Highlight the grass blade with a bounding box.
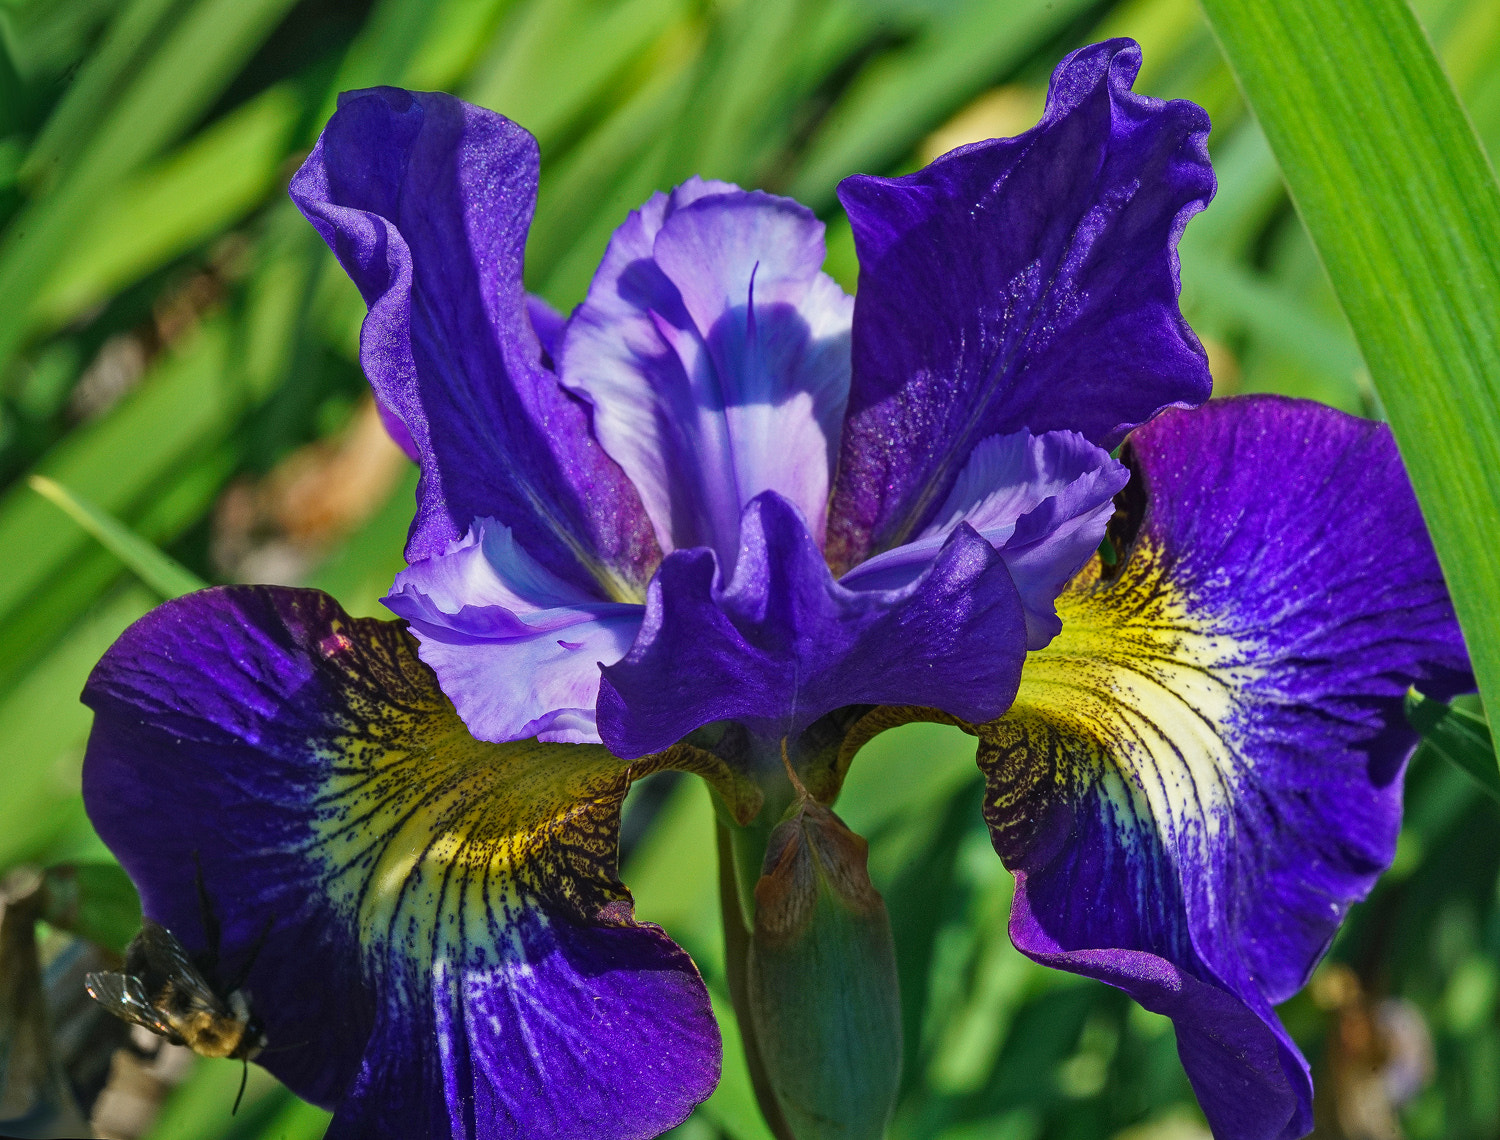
[1406,689,1500,803]
[28,474,207,598]
[1200,0,1500,740]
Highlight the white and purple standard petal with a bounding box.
[840,430,1128,648]
[385,520,644,743]
[558,178,852,570]
[81,587,721,1140]
[289,88,658,600]
[978,396,1470,1139]
[827,38,1214,570]
[597,492,1028,759]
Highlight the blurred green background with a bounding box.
[2,0,1499,1137]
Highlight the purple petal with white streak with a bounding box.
[385,519,644,744]
[82,586,719,1140]
[559,179,852,570]
[597,491,1027,759]
[980,396,1470,1139]
[841,429,1127,647]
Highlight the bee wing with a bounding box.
[132,921,226,1015]
[84,970,185,1044]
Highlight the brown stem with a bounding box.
[778,737,811,804]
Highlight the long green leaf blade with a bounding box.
[28,475,207,599]
[1406,688,1500,802]
[1199,0,1500,739]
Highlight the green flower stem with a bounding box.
[717,819,798,1140]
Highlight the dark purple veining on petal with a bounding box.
[82,586,718,1139]
[978,395,1470,1139]
[289,88,658,597]
[827,38,1214,570]
[597,491,1027,758]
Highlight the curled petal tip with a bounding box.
[829,39,1213,565]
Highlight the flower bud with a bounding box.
[747,800,902,1139]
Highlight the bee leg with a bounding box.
[225,912,276,994]
[191,850,221,977]
[232,1056,248,1115]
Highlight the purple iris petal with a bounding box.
[289,87,658,598]
[981,396,1470,1139]
[1009,884,1308,1139]
[827,38,1214,570]
[526,293,566,363]
[82,586,719,1140]
[597,491,1027,758]
[369,294,562,458]
[326,917,715,1140]
[385,519,644,743]
[374,398,418,462]
[558,178,852,570]
[840,429,1127,648]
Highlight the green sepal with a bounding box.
[745,797,902,1140]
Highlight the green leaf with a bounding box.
[0,320,232,626]
[39,862,142,955]
[0,584,157,870]
[0,0,299,368]
[19,0,189,184]
[465,0,688,148]
[28,474,207,599]
[1198,0,1500,767]
[0,447,234,695]
[32,83,301,329]
[1405,689,1500,803]
[787,0,1095,210]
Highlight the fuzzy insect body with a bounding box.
[85,920,264,1061]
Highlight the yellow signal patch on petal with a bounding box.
[284,608,752,969]
[963,398,1472,1140]
[81,584,731,1138]
[979,543,1261,874]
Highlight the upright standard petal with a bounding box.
[828,38,1214,569]
[597,492,1027,759]
[840,429,1128,648]
[82,587,721,1139]
[558,179,852,570]
[385,519,644,744]
[289,88,658,599]
[977,397,1469,1139]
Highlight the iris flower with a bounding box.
[79,39,1468,1140]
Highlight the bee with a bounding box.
[84,920,265,1063]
